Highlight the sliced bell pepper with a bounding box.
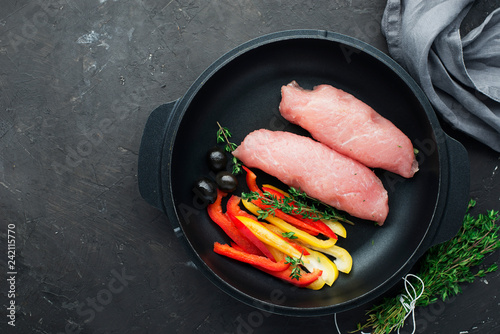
[242,166,262,194]
[301,217,338,240]
[259,203,325,236]
[321,219,347,238]
[214,242,289,272]
[305,243,353,274]
[262,185,338,240]
[255,265,323,288]
[261,184,293,203]
[207,189,262,255]
[264,223,310,256]
[226,194,257,221]
[230,242,243,251]
[234,215,308,262]
[302,247,339,286]
[266,245,286,263]
[228,212,276,261]
[306,276,326,290]
[242,199,337,249]
[242,168,324,237]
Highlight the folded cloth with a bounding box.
[381,0,500,152]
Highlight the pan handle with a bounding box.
[137,100,179,213]
[429,134,470,247]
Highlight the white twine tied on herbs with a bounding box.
[334,273,425,334]
[397,274,425,334]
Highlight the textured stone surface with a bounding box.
[1,1,499,333]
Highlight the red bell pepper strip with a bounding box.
[242,167,323,236]
[254,265,323,287]
[305,218,338,240]
[262,186,338,240]
[242,165,262,194]
[228,211,276,262]
[226,194,257,221]
[226,195,274,259]
[213,242,290,272]
[283,209,338,240]
[257,201,324,236]
[261,185,293,204]
[207,190,262,255]
[230,242,243,251]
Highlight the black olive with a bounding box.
[207,146,228,172]
[193,177,218,204]
[215,171,238,192]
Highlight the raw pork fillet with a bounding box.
[232,129,389,224]
[279,81,418,178]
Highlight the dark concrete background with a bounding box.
[1,1,499,333]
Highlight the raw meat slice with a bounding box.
[232,129,389,225]
[279,81,418,178]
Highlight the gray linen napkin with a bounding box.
[381,0,500,152]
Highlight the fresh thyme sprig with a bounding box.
[216,122,242,174]
[285,254,304,280]
[241,189,354,225]
[288,187,354,225]
[282,231,298,240]
[354,199,500,334]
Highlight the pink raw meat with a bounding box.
[232,129,389,225]
[279,81,418,178]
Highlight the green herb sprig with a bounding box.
[216,122,242,174]
[285,254,304,280]
[282,231,298,240]
[355,199,500,334]
[242,188,354,225]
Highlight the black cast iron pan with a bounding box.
[137,30,470,316]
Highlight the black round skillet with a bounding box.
[137,30,470,316]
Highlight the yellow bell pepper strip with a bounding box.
[262,185,338,240]
[242,199,337,249]
[234,215,308,262]
[266,244,287,263]
[305,244,353,274]
[302,247,339,286]
[213,242,290,272]
[231,226,287,263]
[228,212,276,262]
[321,219,347,238]
[264,223,311,256]
[306,276,326,290]
[226,195,276,260]
[207,189,262,256]
[255,265,323,288]
[261,184,290,197]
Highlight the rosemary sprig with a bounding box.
[241,189,354,225]
[216,122,242,174]
[285,254,304,280]
[355,199,500,334]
